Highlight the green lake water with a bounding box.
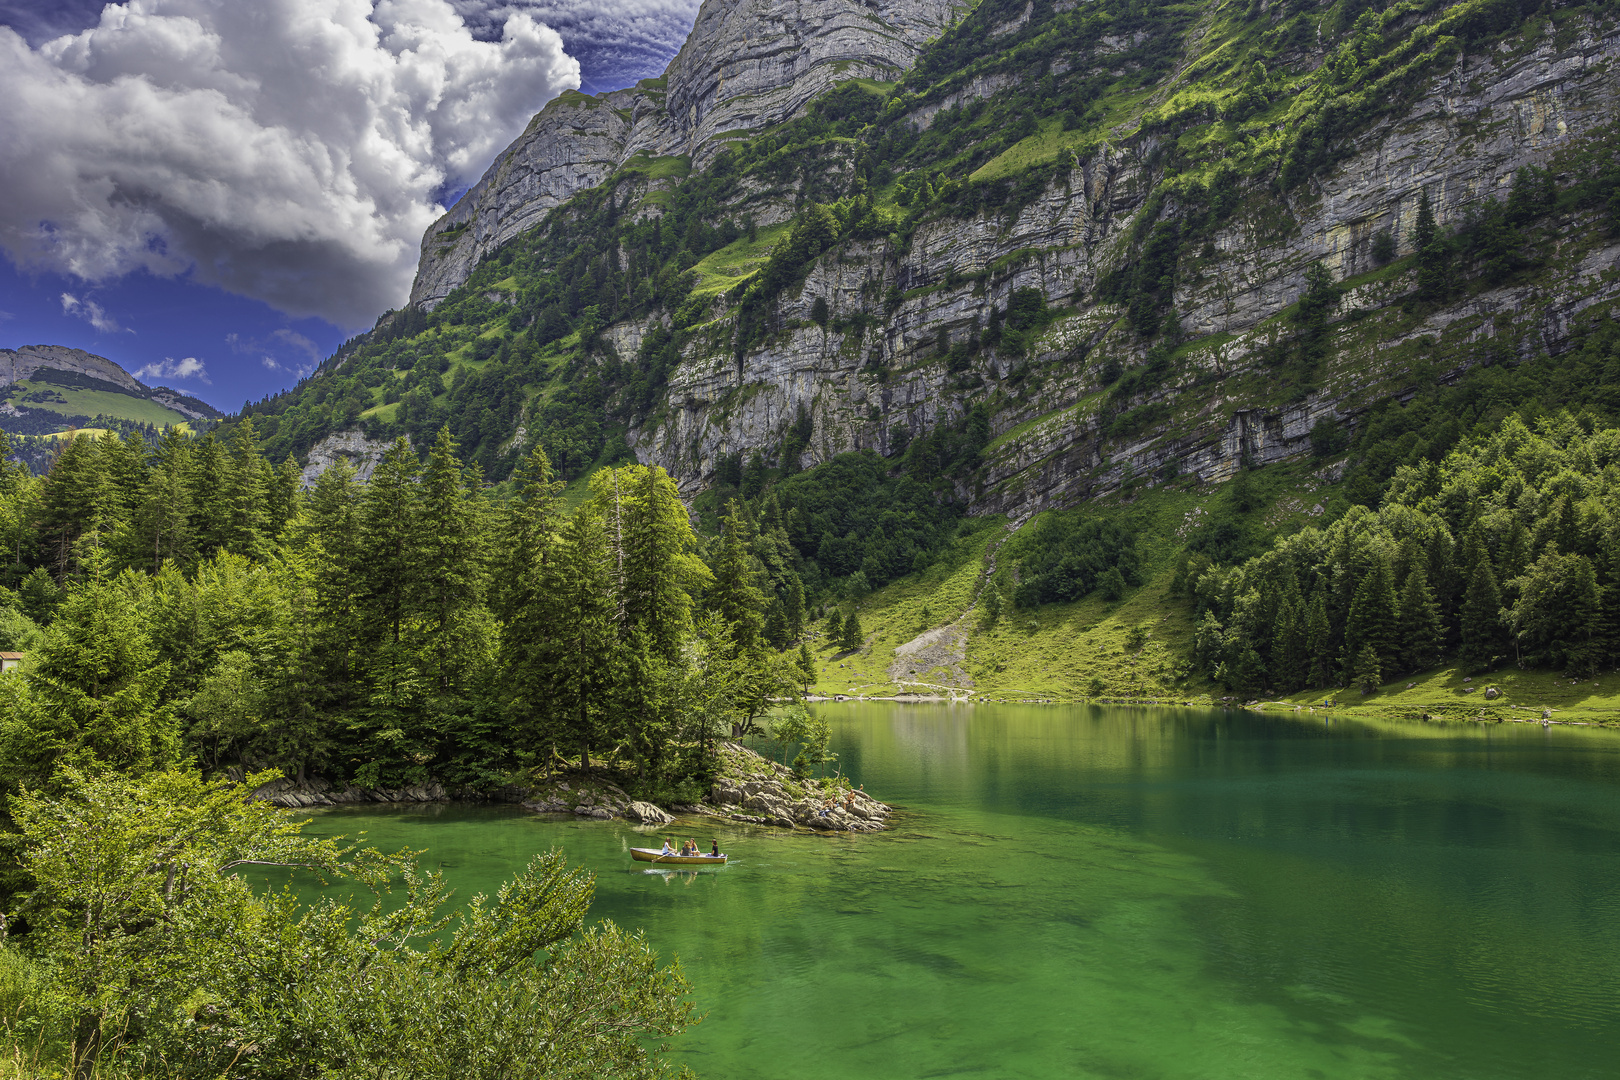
[288,704,1620,1079]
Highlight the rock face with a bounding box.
[707,742,891,831]
[409,0,960,308]
[298,429,395,488]
[621,16,1620,518]
[0,345,146,393]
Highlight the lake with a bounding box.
[289,703,1620,1079]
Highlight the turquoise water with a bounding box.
[288,705,1620,1079]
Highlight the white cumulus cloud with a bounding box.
[134,356,210,383]
[0,0,581,328]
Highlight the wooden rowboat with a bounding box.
[630,847,727,865]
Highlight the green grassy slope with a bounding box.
[7,382,192,428]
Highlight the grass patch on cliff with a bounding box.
[689,224,791,298]
[618,153,692,181]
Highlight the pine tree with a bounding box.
[537,506,618,769]
[1414,189,1450,301]
[825,607,844,644]
[709,501,766,657]
[1396,563,1443,674]
[415,427,487,694]
[1458,559,1505,672]
[840,610,865,652]
[1352,643,1383,696]
[796,643,817,694]
[1345,550,1398,671]
[1304,584,1334,687]
[356,438,421,648]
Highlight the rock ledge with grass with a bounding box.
[704,742,891,832]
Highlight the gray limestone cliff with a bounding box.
[410,0,963,309]
[624,17,1620,517]
[398,2,1620,524]
[1,345,146,394]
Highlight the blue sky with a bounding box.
[0,0,697,412]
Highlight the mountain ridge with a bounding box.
[0,344,223,439]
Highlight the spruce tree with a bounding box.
[1304,584,1334,687]
[796,643,818,694]
[1275,599,1308,691]
[416,427,487,694]
[492,447,562,625]
[840,610,865,652]
[784,577,806,642]
[187,433,235,558]
[709,501,766,657]
[1345,550,1398,671]
[0,561,178,795]
[825,607,844,644]
[355,438,421,648]
[606,465,703,661]
[1352,643,1383,696]
[1414,189,1450,301]
[1458,559,1505,672]
[1396,563,1443,674]
[223,418,271,560]
[295,463,362,674]
[538,506,618,769]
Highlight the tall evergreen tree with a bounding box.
[0,561,177,795]
[1275,599,1308,691]
[824,607,844,645]
[539,507,619,769]
[603,465,706,661]
[416,427,488,694]
[1458,559,1506,671]
[1345,549,1398,672]
[356,438,421,648]
[223,418,271,559]
[709,501,766,657]
[1304,584,1334,687]
[840,610,865,652]
[1414,189,1450,301]
[1396,563,1443,674]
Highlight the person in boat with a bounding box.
[680,839,698,856]
[660,839,675,856]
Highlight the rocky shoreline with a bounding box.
[250,742,891,833]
